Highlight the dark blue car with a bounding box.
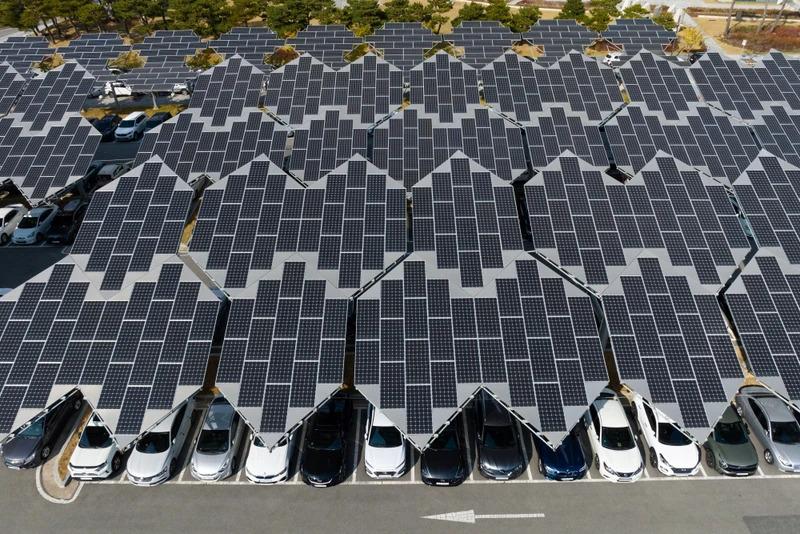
[533,430,588,481]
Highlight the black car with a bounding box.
[300,397,353,487]
[421,415,468,486]
[475,393,526,480]
[92,114,121,141]
[2,390,83,469]
[144,111,172,131]
[533,429,588,481]
[47,200,88,245]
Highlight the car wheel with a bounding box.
[706,449,716,470]
[169,458,178,476]
[764,449,774,465]
[0,234,7,245]
[537,457,544,475]
[41,446,51,460]
[112,453,122,473]
[649,447,658,469]
[73,399,82,411]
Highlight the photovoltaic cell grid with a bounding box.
[216,260,350,446]
[601,18,675,57]
[750,104,800,169]
[522,19,597,66]
[13,61,94,129]
[190,155,406,291]
[619,51,701,120]
[449,21,519,68]
[411,153,524,291]
[0,36,50,76]
[604,104,761,183]
[690,52,800,121]
[366,22,439,72]
[732,151,800,263]
[355,253,608,449]
[524,107,610,169]
[0,260,220,447]
[264,54,343,125]
[287,25,361,69]
[209,27,285,67]
[188,56,265,127]
[0,63,26,116]
[118,62,196,93]
[133,30,203,62]
[602,253,743,441]
[70,157,193,292]
[526,152,750,292]
[57,33,131,84]
[408,52,481,123]
[761,51,800,103]
[336,54,404,125]
[725,251,800,411]
[372,107,528,190]
[481,51,623,123]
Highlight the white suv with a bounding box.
[68,414,121,480]
[127,401,195,486]
[584,389,643,483]
[114,111,147,141]
[630,392,700,476]
[0,204,27,245]
[364,407,407,479]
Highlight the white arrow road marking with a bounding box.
[422,510,545,524]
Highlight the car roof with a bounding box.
[203,398,235,430]
[123,111,146,119]
[594,395,628,426]
[99,163,121,173]
[372,410,396,428]
[0,204,23,215]
[27,206,52,215]
[753,395,796,422]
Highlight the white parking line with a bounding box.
[642,465,651,478]
[757,466,766,477]
[293,423,308,483]
[698,464,708,478]
[461,413,474,481]
[515,421,533,481]
[350,409,362,483]
[586,469,592,480]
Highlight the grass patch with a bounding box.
[108,50,145,71]
[186,48,223,70]
[266,45,300,68]
[424,41,460,59]
[344,43,376,63]
[513,41,543,60]
[37,53,64,72]
[725,24,800,53]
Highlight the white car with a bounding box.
[0,204,27,245]
[190,397,246,481]
[603,52,622,66]
[364,407,407,479]
[114,111,147,141]
[12,206,58,244]
[68,415,121,480]
[127,401,194,486]
[584,389,643,483]
[245,432,294,484]
[631,393,701,477]
[104,81,132,96]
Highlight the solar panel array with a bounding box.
[188,56,265,126]
[0,36,50,76]
[367,22,439,71]
[725,251,800,410]
[619,51,701,120]
[602,18,675,57]
[70,157,194,292]
[287,25,360,69]
[121,30,203,92]
[209,27,285,66]
[522,19,597,66]
[264,54,342,125]
[524,107,610,169]
[602,252,743,440]
[604,104,761,183]
[449,21,518,68]
[13,61,93,128]
[57,33,130,85]
[749,104,800,169]
[355,251,608,448]
[189,155,406,291]
[408,52,481,123]
[0,62,26,116]
[526,152,750,292]
[0,259,220,447]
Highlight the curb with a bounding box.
[35,465,83,504]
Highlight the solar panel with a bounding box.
[188,55,265,126]
[287,25,360,69]
[70,157,194,292]
[411,152,524,291]
[761,51,800,106]
[14,61,94,127]
[119,30,204,93]
[189,154,406,291]
[602,251,743,441]
[525,108,610,169]
[0,62,26,116]
[118,61,196,93]
[725,250,800,412]
[355,251,608,449]
[408,52,481,123]
[449,20,518,68]
[602,18,675,59]
[366,22,439,71]
[522,19,597,66]
[209,27,285,67]
[57,33,130,84]
[525,151,750,293]
[619,50,700,120]
[604,103,760,183]
[216,259,350,446]
[336,54,404,125]
[731,151,800,263]
[0,259,220,447]
[750,103,800,168]
[0,36,50,76]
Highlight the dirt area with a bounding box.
[695,15,800,55]
[81,103,187,121]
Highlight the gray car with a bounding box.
[735,386,800,473]
[704,405,758,476]
[190,397,245,481]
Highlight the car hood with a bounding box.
[302,448,343,482]
[479,446,524,473]
[70,445,114,467]
[365,444,404,470]
[126,450,168,478]
[192,451,229,474]
[772,442,800,466]
[2,436,39,464]
[601,447,642,474]
[246,444,289,476]
[421,448,462,479]
[539,442,585,472]
[716,441,757,467]
[13,228,36,238]
[658,443,699,469]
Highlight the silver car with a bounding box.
[190,397,245,481]
[735,386,800,473]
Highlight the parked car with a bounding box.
[300,397,353,487]
[91,114,121,141]
[704,405,758,477]
[475,392,526,480]
[735,386,800,473]
[533,429,588,481]
[114,111,148,141]
[68,414,122,480]
[127,400,195,486]
[420,415,468,486]
[603,51,622,66]
[0,204,27,245]
[364,407,406,479]
[12,205,58,244]
[190,397,245,481]
[47,199,88,245]
[245,432,294,484]
[584,388,643,483]
[172,80,194,95]
[144,111,172,131]
[631,393,700,477]
[104,80,132,97]
[1,390,83,469]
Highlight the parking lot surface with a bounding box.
[0,245,66,288]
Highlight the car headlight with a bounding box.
[602,462,619,477]
[718,457,728,469]
[658,454,671,469]
[775,451,791,467]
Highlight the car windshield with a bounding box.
[658,423,692,446]
[20,419,44,439]
[368,425,402,448]
[196,429,229,454]
[483,425,516,449]
[119,119,135,128]
[771,421,800,444]
[79,425,113,449]
[136,432,170,454]
[714,421,749,445]
[430,431,457,451]
[17,216,37,229]
[308,431,342,451]
[601,426,635,451]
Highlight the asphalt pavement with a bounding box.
[0,245,66,289]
